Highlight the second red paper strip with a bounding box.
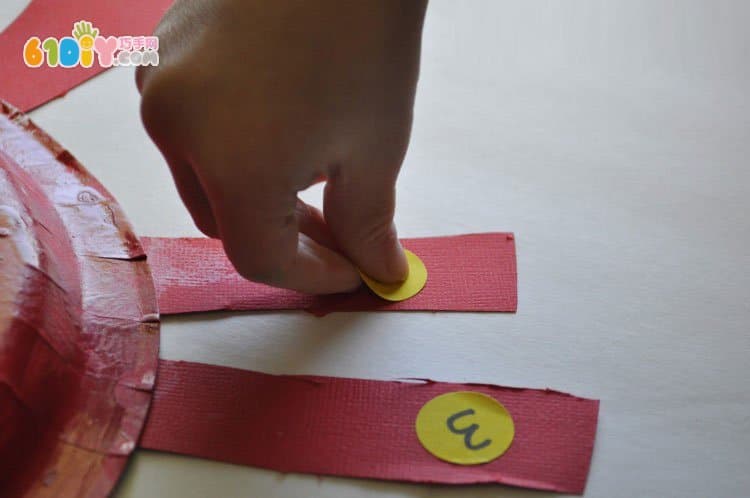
[141,360,598,494]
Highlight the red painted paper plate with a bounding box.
[0,100,159,498]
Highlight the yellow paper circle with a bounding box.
[415,391,514,465]
[359,249,427,302]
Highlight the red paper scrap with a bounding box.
[141,234,518,316]
[0,0,172,112]
[141,360,599,494]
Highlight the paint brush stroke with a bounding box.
[0,0,172,112]
[141,360,599,494]
[141,234,517,316]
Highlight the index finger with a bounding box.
[208,172,361,294]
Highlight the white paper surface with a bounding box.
[2,1,749,497]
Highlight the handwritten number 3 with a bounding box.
[446,409,492,451]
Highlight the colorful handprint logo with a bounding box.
[72,21,99,68]
[23,20,159,69]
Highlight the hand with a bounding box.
[73,20,98,67]
[136,0,427,294]
[72,20,99,42]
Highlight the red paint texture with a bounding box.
[141,234,518,316]
[0,0,172,112]
[141,360,599,494]
[0,101,159,498]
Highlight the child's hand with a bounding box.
[137,0,427,294]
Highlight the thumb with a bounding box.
[324,167,408,284]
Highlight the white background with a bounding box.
[2,1,749,497]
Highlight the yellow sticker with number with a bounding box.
[415,391,514,465]
[359,249,427,301]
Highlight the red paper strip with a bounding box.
[141,360,599,494]
[0,0,172,112]
[141,234,517,316]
